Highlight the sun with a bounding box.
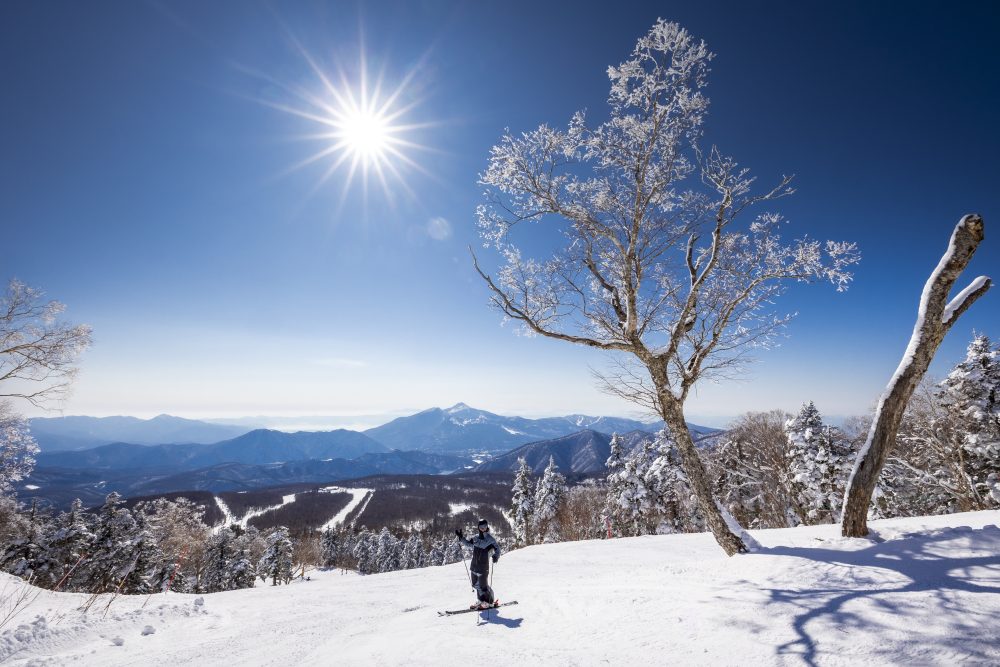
[336,106,391,162]
[250,38,430,205]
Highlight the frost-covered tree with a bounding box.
[709,410,795,529]
[509,457,535,547]
[474,20,859,555]
[320,527,340,567]
[135,497,209,591]
[258,527,294,586]
[601,433,627,534]
[76,493,159,594]
[443,537,464,565]
[401,535,424,569]
[0,500,58,587]
[785,403,852,524]
[0,279,92,408]
[374,527,400,573]
[0,406,38,495]
[941,334,1000,506]
[47,498,94,589]
[352,527,376,574]
[606,440,656,536]
[427,539,445,567]
[533,456,567,543]
[0,280,91,497]
[559,480,607,541]
[645,431,700,533]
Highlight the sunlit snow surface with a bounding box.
[2,511,998,666]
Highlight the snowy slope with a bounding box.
[2,510,999,666]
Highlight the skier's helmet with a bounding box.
[477,519,489,532]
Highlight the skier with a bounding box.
[455,519,501,610]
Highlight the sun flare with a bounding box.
[254,39,431,205]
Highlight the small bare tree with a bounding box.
[1,279,92,408]
[841,215,990,537]
[0,279,91,492]
[475,20,859,555]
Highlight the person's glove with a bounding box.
[492,554,499,563]
[455,529,463,539]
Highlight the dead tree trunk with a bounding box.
[841,214,991,537]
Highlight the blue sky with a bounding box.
[2,1,997,427]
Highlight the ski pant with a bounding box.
[471,570,494,604]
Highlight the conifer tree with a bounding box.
[941,334,1000,506]
[351,528,376,574]
[320,527,340,568]
[374,527,400,573]
[601,434,627,536]
[258,527,294,586]
[533,456,567,543]
[785,403,852,524]
[509,457,535,547]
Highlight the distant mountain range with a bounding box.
[21,404,722,506]
[36,428,390,470]
[363,402,688,454]
[29,414,252,451]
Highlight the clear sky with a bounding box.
[2,1,997,427]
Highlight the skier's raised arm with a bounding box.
[455,528,473,547]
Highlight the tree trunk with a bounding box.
[659,395,748,556]
[842,214,991,537]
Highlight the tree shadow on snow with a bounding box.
[752,523,1000,667]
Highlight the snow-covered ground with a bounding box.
[2,510,999,666]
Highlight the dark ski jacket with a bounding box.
[458,532,500,573]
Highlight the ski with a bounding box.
[437,601,518,616]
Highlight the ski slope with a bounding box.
[2,510,999,666]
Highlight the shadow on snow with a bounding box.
[753,523,1000,666]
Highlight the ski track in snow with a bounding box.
[318,487,373,532]
[214,494,298,531]
[2,510,999,666]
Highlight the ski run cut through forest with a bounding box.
[1,509,998,666]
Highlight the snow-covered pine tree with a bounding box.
[81,492,154,593]
[443,536,464,565]
[509,456,535,547]
[48,498,94,590]
[645,431,700,533]
[941,334,1000,507]
[351,527,376,574]
[401,535,423,569]
[712,430,760,528]
[533,456,567,543]
[257,527,294,585]
[427,539,445,566]
[785,403,852,524]
[374,527,400,573]
[600,433,627,536]
[202,527,237,592]
[0,500,58,587]
[608,441,656,536]
[320,527,339,567]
